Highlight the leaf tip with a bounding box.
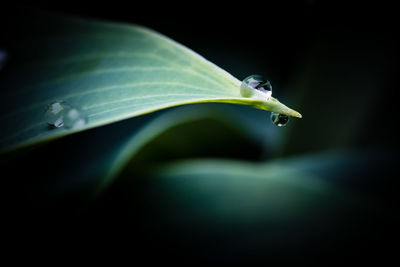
[293,111,302,118]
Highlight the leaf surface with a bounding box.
[0,10,300,152]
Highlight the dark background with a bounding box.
[2,1,399,262]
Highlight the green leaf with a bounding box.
[0,10,300,152]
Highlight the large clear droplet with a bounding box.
[241,75,272,99]
[271,112,289,127]
[45,101,87,129]
[63,107,88,129]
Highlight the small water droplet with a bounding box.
[241,75,272,99]
[45,101,87,129]
[45,101,70,128]
[63,107,88,129]
[271,112,289,127]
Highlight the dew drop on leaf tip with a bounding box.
[271,112,289,127]
[45,101,88,130]
[240,75,272,99]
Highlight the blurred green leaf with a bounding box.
[105,148,397,225]
[1,104,265,209]
[140,153,377,221]
[93,105,265,197]
[0,10,300,152]
[92,149,396,257]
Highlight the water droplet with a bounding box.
[45,101,87,129]
[271,112,289,127]
[0,49,8,70]
[45,101,70,128]
[63,107,88,129]
[241,75,272,99]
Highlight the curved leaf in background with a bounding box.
[1,104,266,210]
[93,105,264,197]
[90,149,397,259]
[0,9,300,152]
